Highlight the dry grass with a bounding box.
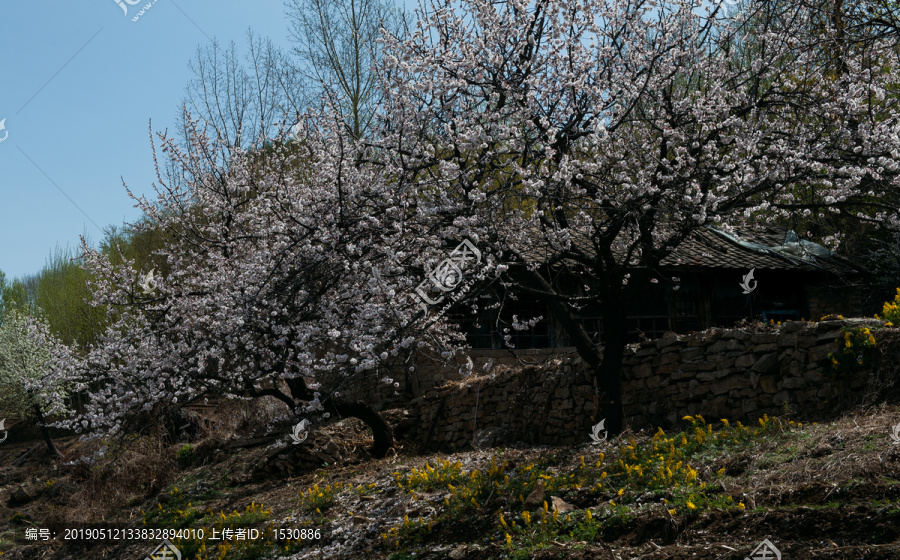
[3,396,899,560]
[723,403,900,509]
[48,433,178,524]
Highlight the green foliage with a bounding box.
[351,482,379,497]
[176,444,194,468]
[143,486,304,560]
[1,245,105,351]
[385,416,789,554]
[298,482,344,514]
[100,222,170,273]
[30,247,105,349]
[388,553,418,560]
[395,459,469,493]
[0,270,30,318]
[825,290,900,372]
[500,505,630,558]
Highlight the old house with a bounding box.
[452,226,868,350]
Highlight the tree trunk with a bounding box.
[324,399,394,459]
[596,290,626,434]
[285,377,394,458]
[509,265,626,434]
[32,402,62,459]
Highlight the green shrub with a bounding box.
[876,288,900,326]
[298,482,343,514]
[828,326,877,371]
[176,445,193,468]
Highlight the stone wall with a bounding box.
[396,319,900,451]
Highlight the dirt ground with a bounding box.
[1,403,899,560]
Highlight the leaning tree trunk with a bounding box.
[285,378,394,458]
[323,399,394,458]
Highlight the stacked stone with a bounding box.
[403,319,895,451]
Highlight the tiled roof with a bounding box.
[661,226,862,274]
[518,225,864,275]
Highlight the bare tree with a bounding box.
[286,0,405,140]
[181,30,304,151]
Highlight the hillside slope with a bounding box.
[1,405,899,559]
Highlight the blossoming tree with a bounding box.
[376,0,900,431]
[35,0,900,451]
[0,310,68,457]
[37,114,483,458]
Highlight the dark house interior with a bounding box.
[453,226,868,349]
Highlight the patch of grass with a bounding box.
[808,501,842,510]
[757,445,802,469]
[393,460,470,493]
[142,486,205,527]
[501,504,636,558]
[176,444,194,468]
[142,487,307,559]
[388,552,418,560]
[298,481,344,515]
[351,482,380,497]
[385,415,783,553]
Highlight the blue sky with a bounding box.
[0,0,723,281]
[0,1,418,280]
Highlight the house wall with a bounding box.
[806,284,867,319]
[396,319,899,451]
